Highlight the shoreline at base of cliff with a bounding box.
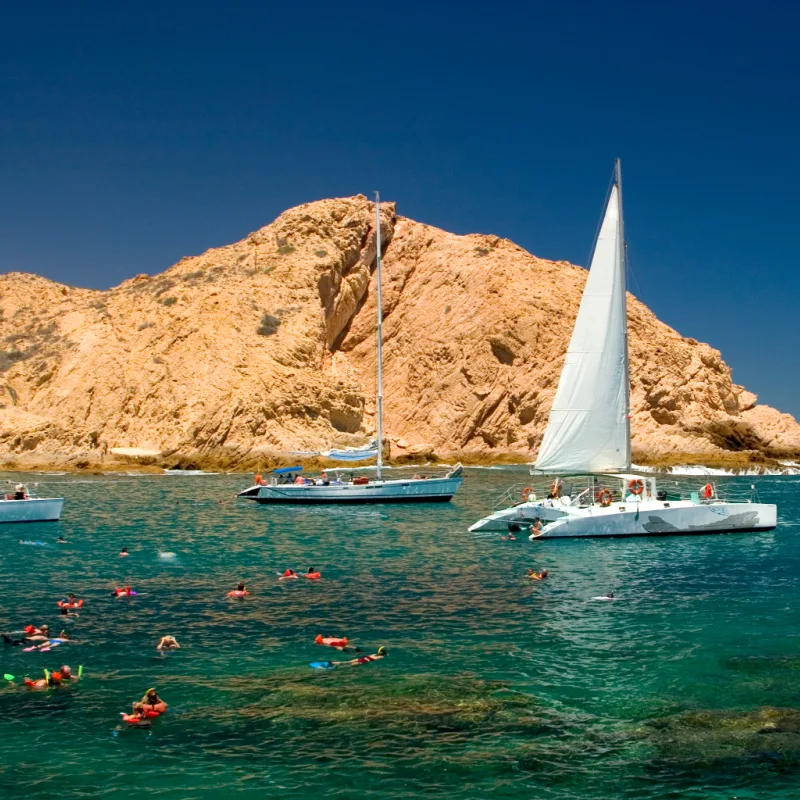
[0,448,798,476]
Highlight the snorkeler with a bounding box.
[139,688,168,715]
[314,634,361,653]
[4,624,50,645]
[156,636,180,650]
[24,670,63,690]
[227,582,249,598]
[59,665,79,681]
[304,567,321,580]
[329,646,387,668]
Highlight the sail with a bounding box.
[534,181,630,473]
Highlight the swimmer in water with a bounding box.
[304,567,321,579]
[4,624,50,645]
[140,688,168,714]
[56,536,66,544]
[329,646,387,668]
[156,636,180,650]
[528,569,549,581]
[315,634,361,653]
[113,586,136,597]
[595,592,615,601]
[60,606,79,619]
[119,546,129,557]
[278,569,298,580]
[121,702,152,726]
[59,665,79,682]
[24,670,63,689]
[228,582,249,597]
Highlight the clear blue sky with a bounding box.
[1,1,798,418]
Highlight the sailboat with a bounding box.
[469,160,777,537]
[238,193,463,505]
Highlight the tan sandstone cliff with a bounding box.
[0,194,798,471]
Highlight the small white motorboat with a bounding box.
[0,483,64,523]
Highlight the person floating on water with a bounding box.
[304,567,321,580]
[121,702,152,726]
[156,636,180,650]
[140,688,168,715]
[4,624,49,646]
[56,536,67,544]
[314,634,361,653]
[228,582,249,598]
[119,547,129,557]
[113,586,136,598]
[328,646,387,668]
[278,569,298,580]
[592,592,615,601]
[528,569,549,581]
[60,606,79,619]
[24,670,63,689]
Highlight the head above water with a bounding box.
[61,665,71,676]
[237,582,245,591]
[120,547,128,553]
[377,646,387,656]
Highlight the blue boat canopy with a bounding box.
[272,466,303,474]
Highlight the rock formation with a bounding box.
[0,194,798,470]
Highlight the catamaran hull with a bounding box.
[468,502,569,533]
[0,498,64,523]
[539,502,777,539]
[470,501,777,537]
[240,477,463,504]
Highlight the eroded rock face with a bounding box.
[0,194,797,468]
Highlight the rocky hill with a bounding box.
[0,194,798,471]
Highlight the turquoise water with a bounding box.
[1,468,799,799]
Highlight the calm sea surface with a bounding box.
[1,468,799,799]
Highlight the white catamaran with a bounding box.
[238,193,463,505]
[469,160,777,538]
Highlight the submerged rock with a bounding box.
[645,706,800,775]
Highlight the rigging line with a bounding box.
[582,164,618,273]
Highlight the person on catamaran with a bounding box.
[529,518,543,537]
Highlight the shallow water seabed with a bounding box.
[0,469,798,799]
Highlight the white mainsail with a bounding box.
[534,169,630,474]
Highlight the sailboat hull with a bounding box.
[240,477,463,505]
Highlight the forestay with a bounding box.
[534,182,630,473]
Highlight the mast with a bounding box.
[615,158,632,471]
[374,192,384,480]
